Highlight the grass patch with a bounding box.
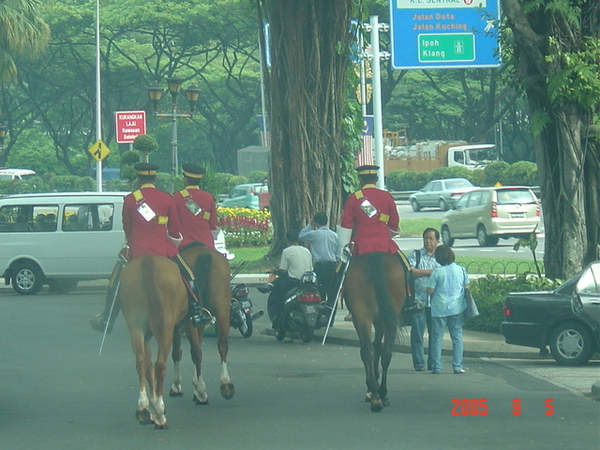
[401,218,442,237]
[230,246,273,274]
[229,244,540,275]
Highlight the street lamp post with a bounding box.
[147,77,200,191]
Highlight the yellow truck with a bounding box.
[383,135,497,174]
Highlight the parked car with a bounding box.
[501,261,600,366]
[220,183,269,210]
[440,186,540,247]
[0,192,127,294]
[409,178,475,212]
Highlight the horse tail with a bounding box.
[369,252,399,338]
[193,253,212,303]
[141,257,163,324]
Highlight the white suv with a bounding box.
[440,186,541,247]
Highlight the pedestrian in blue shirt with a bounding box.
[408,227,440,371]
[427,245,469,374]
[299,212,340,318]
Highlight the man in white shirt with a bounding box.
[265,229,313,327]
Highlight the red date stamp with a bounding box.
[451,398,554,416]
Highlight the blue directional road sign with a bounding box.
[390,0,501,69]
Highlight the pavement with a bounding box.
[233,274,600,400]
[2,275,598,399]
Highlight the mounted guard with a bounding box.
[338,165,409,411]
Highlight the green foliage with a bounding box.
[211,172,234,195]
[514,227,542,276]
[385,170,429,190]
[504,161,538,186]
[121,150,141,166]
[385,161,538,191]
[50,175,87,192]
[430,166,480,184]
[546,36,600,111]
[484,160,510,186]
[226,175,248,191]
[105,179,128,192]
[464,274,564,333]
[132,134,158,162]
[247,170,268,183]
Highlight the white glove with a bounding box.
[388,226,401,237]
[211,227,222,240]
[167,231,183,247]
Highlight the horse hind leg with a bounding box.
[215,298,234,399]
[151,336,173,429]
[356,324,383,412]
[130,333,154,425]
[378,338,394,408]
[169,325,184,397]
[187,325,209,405]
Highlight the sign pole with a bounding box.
[95,0,102,192]
[370,15,385,189]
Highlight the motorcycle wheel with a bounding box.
[300,326,314,343]
[275,328,286,341]
[238,312,253,338]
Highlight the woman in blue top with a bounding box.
[426,245,469,374]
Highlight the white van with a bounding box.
[0,168,37,181]
[0,192,127,294]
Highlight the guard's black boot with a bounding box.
[403,297,424,313]
[189,302,213,327]
[90,314,113,334]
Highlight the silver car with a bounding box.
[409,178,476,211]
[440,186,540,247]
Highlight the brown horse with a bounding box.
[119,255,188,429]
[343,252,407,412]
[169,244,234,404]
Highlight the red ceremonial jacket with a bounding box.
[340,184,400,255]
[122,184,181,259]
[173,186,217,249]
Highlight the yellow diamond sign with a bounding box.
[87,140,111,161]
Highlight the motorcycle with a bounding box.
[230,261,264,338]
[270,271,325,343]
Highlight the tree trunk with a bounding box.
[502,0,599,279]
[263,0,353,255]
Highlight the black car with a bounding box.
[501,261,600,366]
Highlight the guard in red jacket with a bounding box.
[338,165,414,314]
[173,163,217,249]
[339,165,400,256]
[122,163,182,259]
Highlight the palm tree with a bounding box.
[0,0,50,82]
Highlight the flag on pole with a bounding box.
[357,115,374,166]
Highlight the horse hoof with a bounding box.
[193,393,209,405]
[370,401,384,412]
[382,397,389,407]
[136,408,153,425]
[169,389,184,397]
[364,391,372,402]
[220,383,235,400]
[154,422,169,430]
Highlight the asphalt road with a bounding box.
[1,285,598,449]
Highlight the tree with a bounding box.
[501,0,600,278]
[0,0,50,83]
[259,0,355,254]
